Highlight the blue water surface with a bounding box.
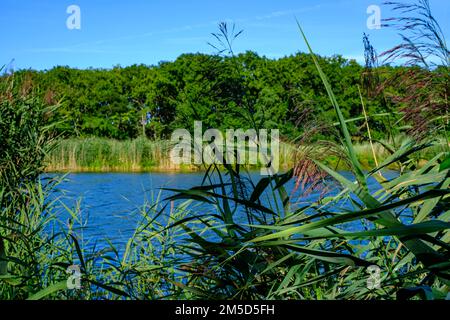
[46,170,399,251]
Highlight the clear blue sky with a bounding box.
[1,0,449,70]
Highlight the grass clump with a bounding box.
[45,136,447,173]
[46,137,175,172]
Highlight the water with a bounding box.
[49,173,207,249]
[47,171,398,251]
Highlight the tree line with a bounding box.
[5,51,445,142]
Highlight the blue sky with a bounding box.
[1,0,449,70]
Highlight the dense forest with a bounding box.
[11,51,442,142]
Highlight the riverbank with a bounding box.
[45,137,445,173]
[45,137,296,173]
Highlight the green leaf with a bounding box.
[0,274,21,286]
[296,20,366,189]
[87,279,130,298]
[440,154,450,172]
[281,244,373,267]
[250,177,272,203]
[305,221,450,240]
[251,189,450,242]
[27,281,68,300]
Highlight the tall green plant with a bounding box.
[161,23,450,300]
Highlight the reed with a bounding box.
[46,137,298,172]
[45,136,448,173]
[46,137,177,172]
[144,19,450,300]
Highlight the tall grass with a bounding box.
[0,72,137,300]
[46,137,299,172]
[45,136,448,173]
[46,137,176,172]
[0,71,72,299]
[149,22,450,300]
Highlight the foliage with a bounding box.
[0,73,57,197]
[0,0,449,301]
[155,24,450,300]
[2,52,419,142]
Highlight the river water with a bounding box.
[47,171,398,250]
